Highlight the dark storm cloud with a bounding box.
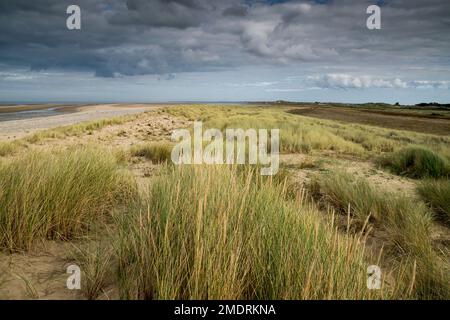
[222,5,249,17]
[109,0,209,29]
[0,0,63,14]
[0,0,234,77]
[0,0,449,79]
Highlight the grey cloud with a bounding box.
[410,80,450,89]
[109,0,208,29]
[222,5,248,17]
[0,0,449,83]
[280,3,311,23]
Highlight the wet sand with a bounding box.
[0,104,79,113]
[0,104,160,140]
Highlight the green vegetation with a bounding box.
[74,242,114,300]
[130,142,173,164]
[0,146,137,251]
[1,104,449,300]
[113,165,414,300]
[164,105,450,158]
[0,140,24,157]
[310,171,385,223]
[418,179,450,226]
[310,171,449,299]
[377,147,450,178]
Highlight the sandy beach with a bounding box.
[0,104,160,140]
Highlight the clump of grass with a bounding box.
[130,142,173,164]
[310,171,449,299]
[377,147,450,178]
[418,179,450,226]
[0,142,17,157]
[0,140,25,157]
[0,145,137,251]
[309,171,383,223]
[73,242,114,300]
[299,158,323,169]
[114,165,412,300]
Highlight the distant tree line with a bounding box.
[415,102,450,108]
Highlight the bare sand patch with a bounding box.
[0,242,82,300]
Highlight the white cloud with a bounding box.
[265,88,306,92]
[307,74,408,89]
[307,74,450,90]
[0,72,36,81]
[228,81,278,87]
[410,80,450,89]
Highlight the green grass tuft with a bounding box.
[377,147,450,178]
[0,140,25,157]
[130,142,173,164]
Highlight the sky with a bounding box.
[0,0,449,104]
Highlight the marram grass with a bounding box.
[114,165,412,300]
[377,146,450,178]
[418,179,450,226]
[0,145,137,251]
[163,105,450,159]
[130,142,173,163]
[309,170,449,299]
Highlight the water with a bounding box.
[0,107,63,122]
[0,102,251,123]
